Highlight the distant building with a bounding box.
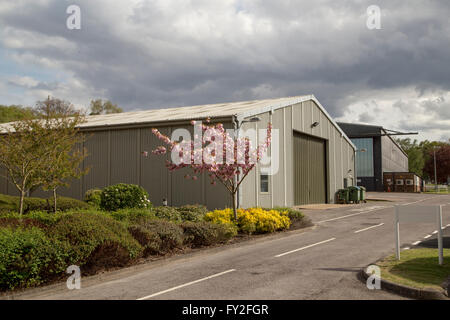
[337,123,408,192]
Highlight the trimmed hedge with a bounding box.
[100,184,151,211]
[131,219,184,254]
[204,207,292,234]
[152,205,207,222]
[49,212,143,270]
[177,205,208,222]
[153,206,181,222]
[109,208,156,225]
[0,194,89,213]
[182,221,237,247]
[0,227,68,290]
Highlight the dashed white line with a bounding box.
[354,223,385,234]
[412,241,422,246]
[424,235,432,239]
[317,207,390,223]
[137,269,236,300]
[274,238,336,258]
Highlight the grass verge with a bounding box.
[377,248,450,291]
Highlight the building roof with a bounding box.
[336,122,408,157]
[0,95,355,149]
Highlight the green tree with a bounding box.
[0,97,88,215]
[396,138,425,176]
[0,104,37,123]
[89,99,122,115]
[0,119,56,215]
[35,97,89,212]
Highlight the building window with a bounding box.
[260,174,269,193]
[406,179,413,185]
[351,138,374,177]
[396,179,404,185]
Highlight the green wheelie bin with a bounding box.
[359,186,367,203]
[336,189,349,204]
[348,186,360,204]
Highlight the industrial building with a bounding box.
[383,172,423,193]
[1,95,356,209]
[337,122,409,192]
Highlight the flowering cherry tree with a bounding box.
[150,119,272,220]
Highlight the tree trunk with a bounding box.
[53,188,57,213]
[232,191,238,221]
[19,190,25,216]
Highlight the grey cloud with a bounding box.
[0,0,449,136]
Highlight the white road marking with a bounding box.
[432,230,438,234]
[274,238,336,258]
[400,197,437,206]
[424,235,432,239]
[137,269,236,300]
[354,223,385,234]
[412,241,422,246]
[317,207,391,223]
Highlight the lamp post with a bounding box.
[434,146,438,193]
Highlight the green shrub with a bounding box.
[0,194,89,213]
[153,206,182,222]
[135,220,184,254]
[100,184,151,211]
[109,208,156,225]
[177,205,208,222]
[204,208,291,234]
[267,207,303,221]
[84,189,102,207]
[49,212,143,271]
[268,207,312,228]
[52,197,91,211]
[0,227,68,290]
[182,221,237,247]
[128,225,161,256]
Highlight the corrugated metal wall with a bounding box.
[0,98,354,209]
[0,123,231,209]
[240,100,355,208]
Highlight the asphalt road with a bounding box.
[6,192,450,300]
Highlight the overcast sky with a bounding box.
[0,0,449,141]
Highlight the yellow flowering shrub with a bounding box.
[204,207,291,234]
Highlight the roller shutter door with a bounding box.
[294,132,327,205]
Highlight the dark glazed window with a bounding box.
[260,174,269,193]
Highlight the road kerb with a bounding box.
[360,265,448,300]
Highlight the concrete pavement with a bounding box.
[5,192,450,300]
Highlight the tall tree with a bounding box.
[35,97,89,212]
[423,144,450,184]
[0,97,88,215]
[0,119,56,215]
[89,99,122,115]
